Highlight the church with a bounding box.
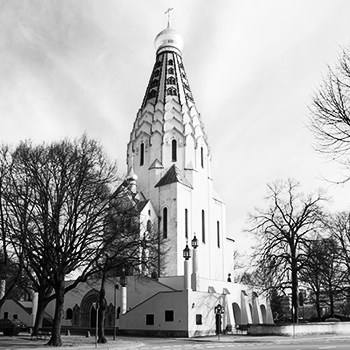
[1,20,273,337]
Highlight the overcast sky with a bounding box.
[1,0,350,253]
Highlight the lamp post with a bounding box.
[92,301,99,348]
[120,270,128,315]
[214,303,225,340]
[183,244,191,290]
[191,235,198,291]
[0,260,6,300]
[113,284,119,340]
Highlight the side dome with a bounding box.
[154,26,184,55]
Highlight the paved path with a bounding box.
[1,333,350,350]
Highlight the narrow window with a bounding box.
[147,220,152,233]
[13,314,18,319]
[172,139,177,162]
[66,308,73,319]
[202,210,205,243]
[165,310,174,322]
[217,221,220,248]
[196,314,202,325]
[185,209,188,239]
[201,147,204,168]
[4,312,8,319]
[146,314,154,325]
[163,207,168,238]
[140,142,144,166]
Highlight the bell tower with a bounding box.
[126,18,231,280]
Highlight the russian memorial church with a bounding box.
[2,23,273,336]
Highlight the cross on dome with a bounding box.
[165,8,173,28]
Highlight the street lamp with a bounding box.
[120,269,128,314]
[120,268,128,287]
[113,284,119,340]
[183,244,191,260]
[191,235,198,249]
[214,303,225,340]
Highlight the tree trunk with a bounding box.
[315,292,322,322]
[47,280,65,346]
[329,292,335,318]
[98,268,107,344]
[33,293,50,335]
[291,257,298,324]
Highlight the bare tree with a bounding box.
[247,179,326,323]
[299,238,324,321]
[318,237,346,318]
[0,145,28,310]
[7,135,118,346]
[309,45,350,182]
[328,211,350,279]
[90,182,166,343]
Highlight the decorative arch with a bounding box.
[232,303,241,325]
[260,305,267,323]
[79,289,100,328]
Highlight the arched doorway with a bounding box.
[232,303,241,325]
[80,289,99,328]
[260,305,267,323]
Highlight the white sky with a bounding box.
[1,0,350,253]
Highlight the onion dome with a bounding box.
[154,24,184,56]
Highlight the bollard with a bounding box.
[65,329,70,336]
[86,331,90,337]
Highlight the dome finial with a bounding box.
[165,7,173,28]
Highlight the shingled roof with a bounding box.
[155,165,193,189]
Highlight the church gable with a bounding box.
[149,158,164,170]
[155,164,193,189]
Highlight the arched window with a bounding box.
[185,209,188,239]
[168,59,174,66]
[66,308,73,319]
[201,147,204,168]
[217,221,220,248]
[171,139,177,162]
[163,208,168,238]
[153,69,160,77]
[168,67,174,75]
[140,142,144,166]
[202,210,205,243]
[155,60,162,68]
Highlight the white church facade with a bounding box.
[1,22,273,337]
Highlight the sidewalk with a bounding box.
[188,333,350,344]
[0,334,143,350]
[1,332,350,349]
